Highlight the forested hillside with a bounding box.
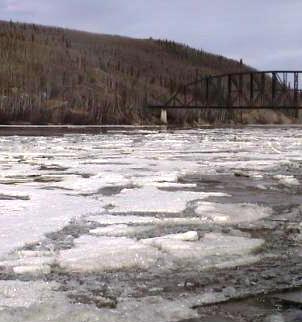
[0,20,252,124]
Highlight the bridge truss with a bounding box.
[149,71,302,110]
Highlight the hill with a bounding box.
[0,20,255,125]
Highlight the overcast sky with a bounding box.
[0,0,301,70]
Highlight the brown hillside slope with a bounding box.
[0,20,254,124]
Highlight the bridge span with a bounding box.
[148,71,302,123]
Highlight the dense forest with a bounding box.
[0,20,291,125]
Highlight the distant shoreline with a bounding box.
[0,124,301,137]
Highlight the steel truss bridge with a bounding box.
[148,71,302,110]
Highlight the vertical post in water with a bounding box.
[160,108,168,124]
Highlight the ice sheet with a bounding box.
[0,185,101,259]
[0,128,301,282]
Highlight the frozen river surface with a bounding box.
[0,127,302,321]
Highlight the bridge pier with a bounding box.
[160,109,168,124]
[298,108,302,123]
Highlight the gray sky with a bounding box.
[0,0,301,70]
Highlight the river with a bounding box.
[0,126,302,321]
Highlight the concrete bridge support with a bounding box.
[160,109,168,124]
[298,108,302,123]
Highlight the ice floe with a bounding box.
[87,214,204,226]
[13,265,51,276]
[57,232,264,273]
[274,175,300,187]
[105,186,228,213]
[0,185,101,259]
[89,224,152,237]
[148,231,199,242]
[142,232,264,262]
[195,202,272,223]
[58,236,161,273]
[0,293,198,322]
[55,172,130,194]
[0,250,55,276]
[0,280,62,309]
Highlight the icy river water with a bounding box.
[0,126,302,322]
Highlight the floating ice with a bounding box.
[89,224,152,237]
[195,202,272,223]
[150,231,199,242]
[88,214,159,225]
[0,256,55,269]
[87,214,204,226]
[274,175,300,187]
[13,265,51,276]
[0,295,198,322]
[97,296,199,322]
[0,127,301,321]
[16,250,54,258]
[59,231,264,274]
[55,172,130,194]
[58,236,161,273]
[0,280,62,309]
[0,250,55,276]
[106,186,228,213]
[142,232,264,267]
[0,185,101,259]
[212,255,261,269]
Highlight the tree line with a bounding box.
[0,20,251,124]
